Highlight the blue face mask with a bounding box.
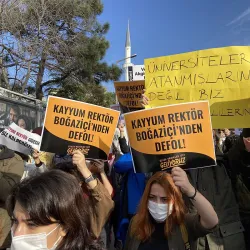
[11,224,61,250]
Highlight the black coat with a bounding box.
[187,155,245,250]
[226,136,250,190]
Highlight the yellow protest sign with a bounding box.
[40,96,120,159]
[145,46,250,128]
[114,80,145,113]
[124,101,215,173]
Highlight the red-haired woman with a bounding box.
[124,167,219,250]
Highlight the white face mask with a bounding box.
[11,224,61,250]
[148,200,173,223]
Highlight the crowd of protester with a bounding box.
[0,97,250,250]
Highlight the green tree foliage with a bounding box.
[0,0,121,101]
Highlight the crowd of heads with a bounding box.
[0,105,249,250]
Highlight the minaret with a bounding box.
[124,21,132,81]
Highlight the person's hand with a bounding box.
[32,149,41,165]
[88,159,105,174]
[72,150,88,172]
[140,89,149,107]
[32,149,39,159]
[171,167,195,197]
[73,151,97,188]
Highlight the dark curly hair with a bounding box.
[7,170,104,250]
[17,115,32,131]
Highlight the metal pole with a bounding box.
[115,54,137,64]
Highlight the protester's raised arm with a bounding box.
[32,149,47,170]
[118,122,130,154]
[100,172,113,196]
[88,159,113,196]
[140,89,149,108]
[171,167,219,229]
[72,150,97,189]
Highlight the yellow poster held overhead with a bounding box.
[114,80,145,113]
[40,96,120,159]
[124,101,216,173]
[145,46,250,128]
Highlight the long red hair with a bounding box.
[130,171,187,241]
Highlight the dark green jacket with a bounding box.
[187,163,245,250]
[124,214,215,250]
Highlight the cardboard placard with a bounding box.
[124,101,216,173]
[0,123,41,155]
[40,96,120,159]
[145,46,250,128]
[114,80,145,113]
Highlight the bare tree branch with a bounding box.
[2,62,18,68]
[0,0,119,99]
[0,57,10,88]
[21,59,32,93]
[41,72,71,87]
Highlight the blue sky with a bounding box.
[99,0,250,92]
